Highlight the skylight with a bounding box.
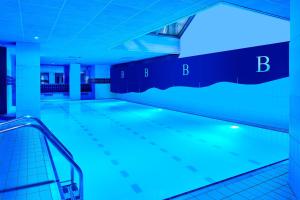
[150,16,194,38]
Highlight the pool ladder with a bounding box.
[0,116,83,200]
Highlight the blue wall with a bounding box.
[111,42,289,93]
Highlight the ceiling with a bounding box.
[0,0,290,65]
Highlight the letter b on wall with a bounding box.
[257,56,271,73]
[144,68,149,78]
[183,64,190,76]
[121,70,125,79]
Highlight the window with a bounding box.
[55,73,64,84]
[81,72,89,84]
[40,73,49,84]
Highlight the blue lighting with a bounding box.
[34,36,39,40]
[230,125,239,129]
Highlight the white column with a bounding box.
[69,63,81,100]
[49,72,55,84]
[289,0,300,198]
[16,42,40,117]
[94,65,112,99]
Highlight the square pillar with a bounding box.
[289,0,300,198]
[94,65,112,99]
[16,42,40,117]
[69,63,81,100]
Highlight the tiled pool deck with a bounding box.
[0,125,61,200]
[170,160,297,200]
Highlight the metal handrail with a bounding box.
[0,115,73,157]
[0,121,83,199]
[0,115,75,183]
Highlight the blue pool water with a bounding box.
[40,100,289,200]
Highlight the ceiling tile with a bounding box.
[0,0,290,64]
[111,0,156,9]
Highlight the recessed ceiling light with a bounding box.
[34,36,39,40]
[230,125,239,129]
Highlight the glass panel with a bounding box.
[150,16,193,37]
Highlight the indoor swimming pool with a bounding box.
[40,100,289,200]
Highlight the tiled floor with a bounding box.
[0,122,61,200]
[170,160,297,200]
[41,99,289,200]
[0,183,61,200]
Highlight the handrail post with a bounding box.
[71,167,74,184]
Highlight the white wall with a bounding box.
[289,0,300,197]
[113,3,290,130]
[180,3,290,58]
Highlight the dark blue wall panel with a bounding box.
[111,42,289,93]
